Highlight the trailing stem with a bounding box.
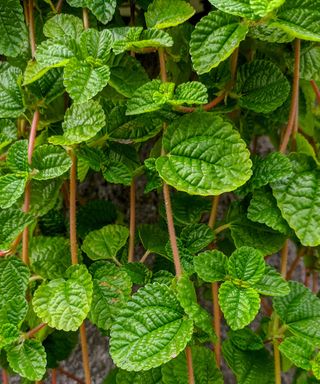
[280,39,301,153]
[58,368,85,384]
[51,369,57,384]
[158,47,194,383]
[25,323,47,338]
[2,369,9,384]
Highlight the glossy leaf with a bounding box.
[279,336,314,370]
[180,224,214,253]
[0,119,17,150]
[0,64,25,118]
[0,323,20,349]
[208,0,254,18]
[228,328,264,351]
[194,250,228,282]
[170,82,208,106]
[43,14,83,40]
[116,368,162,384]
[0,257,30,302]
[253,265,290,296]
[0,174,27,209]
[7,140,29,173]
[80,28,113,61]
[87,0,117,24]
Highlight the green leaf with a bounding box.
[31,145,72,180]
[0,297,28,327]
[0,64,24,118]
[87,0,117,24]
[250,0,285,17]
[7,140,29,173]
[180,224,214,253]
[49,100,105,145]
[190,11,248,75]
[161,346,223,384]
[270,0,320,41]
[43,14,83,40]
[139,224,168,256]
[0,257,30,302]
[296,132,318,162]
[208,0,254,18]
[126,80,175,115]
[169,82,208,106]
[145,0,195,29]
[156,112,252,196]
[44,330,78,369]
[33,265,93,331]
[0,174,27,209]
[64,58,110,103]
[89,262,132,330]
[249,23,294,43]
[222,340,274,384]
[253,265,290,296]
[194,250,228,282]
[311,353,320,380]
[30,237,72,279]
[122,262,152,285]
[236,60,290,113]
[0,0,28,57]
[0,208,34,250]
[272,154,320,246]
[0,324,20,349]
[116,368,162,384]
[279,336,314,370]
[80,28,113,61]
[82,224,129,261]
[0,119,17,150]
[6,339,46,381]
[219,281,260,330]
[228,246,265,284]
[274,281,320,343]
[110,283,193,371]
[228,328,264,351]
[248,188,290,234]
[35,37,78,67]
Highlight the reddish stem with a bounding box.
[56,0,64,13]
[2,369,9,384]
[128,179,136,262]
[25,323,47,338]
[185,347,195,384]
[52,369,57,384]
[280,239,289,278]
[310,80,320,104]
[58,368,85,384]
[79,324,91,384]
[69,151,78,265]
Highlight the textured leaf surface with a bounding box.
[0,119,17,150]
[35,37,78,67]
[49,100,105,145]
[33,265,93,331]
[0,297,28,326]
[110,283,193,371]
[0,257,30,302]
[156,112,252,196]
[80,28,113,61]
[279,336,314,370]
[219,281,260,330]
[145,0,195,29]
[0,64,24,118]
[32,145,72,180]
[87,0,117,24]
[43,14,83,40]
[6,339,46,381]
[236,60,290,113]
[0,174,27,209]
[116,368,162,384]
[194,250,228,282]
[208,0,253,18]
[161,346,223,384]
[180,224,214,253]
[139,224,168,256]
[228,328,264,351]
[7,140,29,173]
[0,0,28,57]
[253,265,290,296]
[89,262,132,330]
[274,281,320,343]
[170,82,208,105]
[190,11,248,74]
[82,225,129,261]
[0,323,20,349]
[250,0,285,16]
[29,178,63,217]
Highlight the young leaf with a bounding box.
[253,265,290,296]
[80,29,113,61]
[89,262,132,330]
[33,265,93,331]
[219,281,260,330]
[0,324,20,349]
[0,174,27,209]
[236,60,290,113]
[6,339,46,381]
[109,283,193,371]
[169,82,208,106]
[180,224,214,253]
[82,225,129,261]
[145,0,195,29]
[35,37,77,68]
[0,257,30,301]
[43,14,83,40]
[208,0,254,18]
[228,246,265,284]
[49,100,105,145]
[194,250,228,283]
[279,336,314,370]
[31,145,72,180]
[156,112,252,196]
[86,0,117,24]
[190,11,248,74]
[7,140,29,173]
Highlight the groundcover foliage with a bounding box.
[0,0,320,382]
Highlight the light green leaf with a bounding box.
[145,0,195,29]
[156,112,252,196]
[270,0,320,41]
[89,262,132,330]
[236,60,290,113]
[250,0,285,17]
[180,224,214,253]
[66,0,87,6]
[249,23,294,43]
[87,0,117,24]
[194,250,228,282]
[49,100,105,145]
[35,38,78,67]
[139,223,168,256]
[126,80,175,115]
[228,328,264,351]
[161,346,223,384]
[0,174,27,209]
[80,28,113,61]
[248,188,290,234]
[64,58,110,103]
[33,265,93,331]
[253,265,290,296]
[31,145,72,180]
[82,224,129,261]
[43,14,83,40]
[0,0,28,57]
[110,283,193,371]
[6,339,46,381]
[0,323,20,349]
[30,237,72,279]
[7,140,29,173]
[274,281,320,343]
[0,119,17,150]
[311,353,320,380]
[271,154,320,246]
[0,208,34,250]
[0,64,24,118]
[219,281,260,330]
[279,336,314,370]
[190,11,248,75]
[294,44,320,81]
[169,82,208,106]
[228,246,265,284]
[208,0,254,18]
[296,132,318,161]
[0,257,30,302]
[116,368,162,384]
[0,297,28,327]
